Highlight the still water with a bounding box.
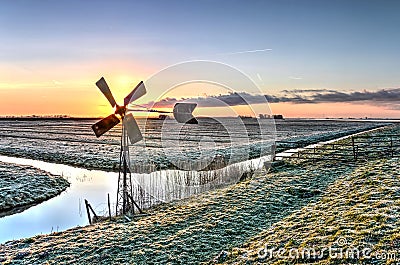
[0,155,118,243]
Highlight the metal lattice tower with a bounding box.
[116,122,134,215]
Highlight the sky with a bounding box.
[0,0,399,118]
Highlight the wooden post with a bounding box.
[87,202,98,219]
[108,193,112,221]
[84,199,92,225]
[272,144,276,161]
[390,136,394,158]
[352,137,356,161]
[128,194,143,214]
[84,199,98,224]
[356,146,358,160]
[313,147,316,163]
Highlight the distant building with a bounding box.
[238,115,255,119]
[273,114,284,119]
[147,114,168,120]
[240,114,283,120]
[258,114,271,119]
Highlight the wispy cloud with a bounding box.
[281,89,338,93]
[256,73,264,85]
[217,48,272,56]
[189,48,272,60]
[289,76,303,80]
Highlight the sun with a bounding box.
[116,75,134,87]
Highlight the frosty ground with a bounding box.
[0,162,70,218]
[0,119,386,172]
[1,125,399,264]
[223,157,400,264]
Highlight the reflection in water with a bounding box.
[130,154,273,208]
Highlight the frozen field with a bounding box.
[0,118,387,171]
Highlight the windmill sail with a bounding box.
[96,77,117,107]
[92,114,120,137]
[124,81,146,106]
[124,113,143,144]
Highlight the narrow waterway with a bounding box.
[0,156,119,243]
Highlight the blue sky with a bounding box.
[0,0,399,117]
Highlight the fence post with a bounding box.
[313,147,316,163]
[390,136,394,157]
[272,144,276,161]
[352,137,357,161]
[356,146,358,160]
[108,193,112,221]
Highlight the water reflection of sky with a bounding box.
[0,155,118,243]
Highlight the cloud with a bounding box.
[190,48,272,60]
[217,48,272,56]
[281,89,338,94]
[145,88,400,109]
[303,88,400,103]
[276,88,400,105]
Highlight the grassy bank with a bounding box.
[221,157,400,264]
[0,162,70,218]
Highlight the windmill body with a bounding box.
[92,77,197,215]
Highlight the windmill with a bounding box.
[92,77,197,215]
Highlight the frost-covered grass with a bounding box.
[0,119,387,172]
[221,158,400,264]
[0,162,70,217]
[274,123,386,152]
[0,125,398,264]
